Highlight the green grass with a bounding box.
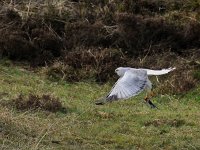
[1,62,200,150]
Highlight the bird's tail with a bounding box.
[145,67,176,76]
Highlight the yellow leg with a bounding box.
[144,95,149,102]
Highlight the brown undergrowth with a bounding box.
[1,94,67,113]
[0,1,199,63]
[46,50,200,94]
[47,48,127,82]
[129,51,200,94]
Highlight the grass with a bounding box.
[1,61,200,150]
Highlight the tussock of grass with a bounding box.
[1,94,67,113]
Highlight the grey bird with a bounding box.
[95,67,175,108]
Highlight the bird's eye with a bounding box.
[115,69,119,72]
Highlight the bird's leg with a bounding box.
[144,91,157,109]
[144,91,154,101]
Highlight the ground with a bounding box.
[1,61,200,150]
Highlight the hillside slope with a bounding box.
[1,62,200,149]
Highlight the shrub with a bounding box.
[9,94,67,113]
[47,48,127,82]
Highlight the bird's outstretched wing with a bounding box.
[106,70,147,101]
[144,67,176,76]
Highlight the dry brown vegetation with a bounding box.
[1,94,67,113]
[0,0,199,93]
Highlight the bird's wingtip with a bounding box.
[171,67,176,70]
[168,67,176,71]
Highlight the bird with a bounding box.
[95,67,176,108]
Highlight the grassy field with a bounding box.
[1,61,200,150]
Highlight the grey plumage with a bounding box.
[95,67,175,105]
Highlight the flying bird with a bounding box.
[95,67,176,108]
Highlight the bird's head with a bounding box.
[115,67,130,77]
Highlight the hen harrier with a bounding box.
[95,67,175,108]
